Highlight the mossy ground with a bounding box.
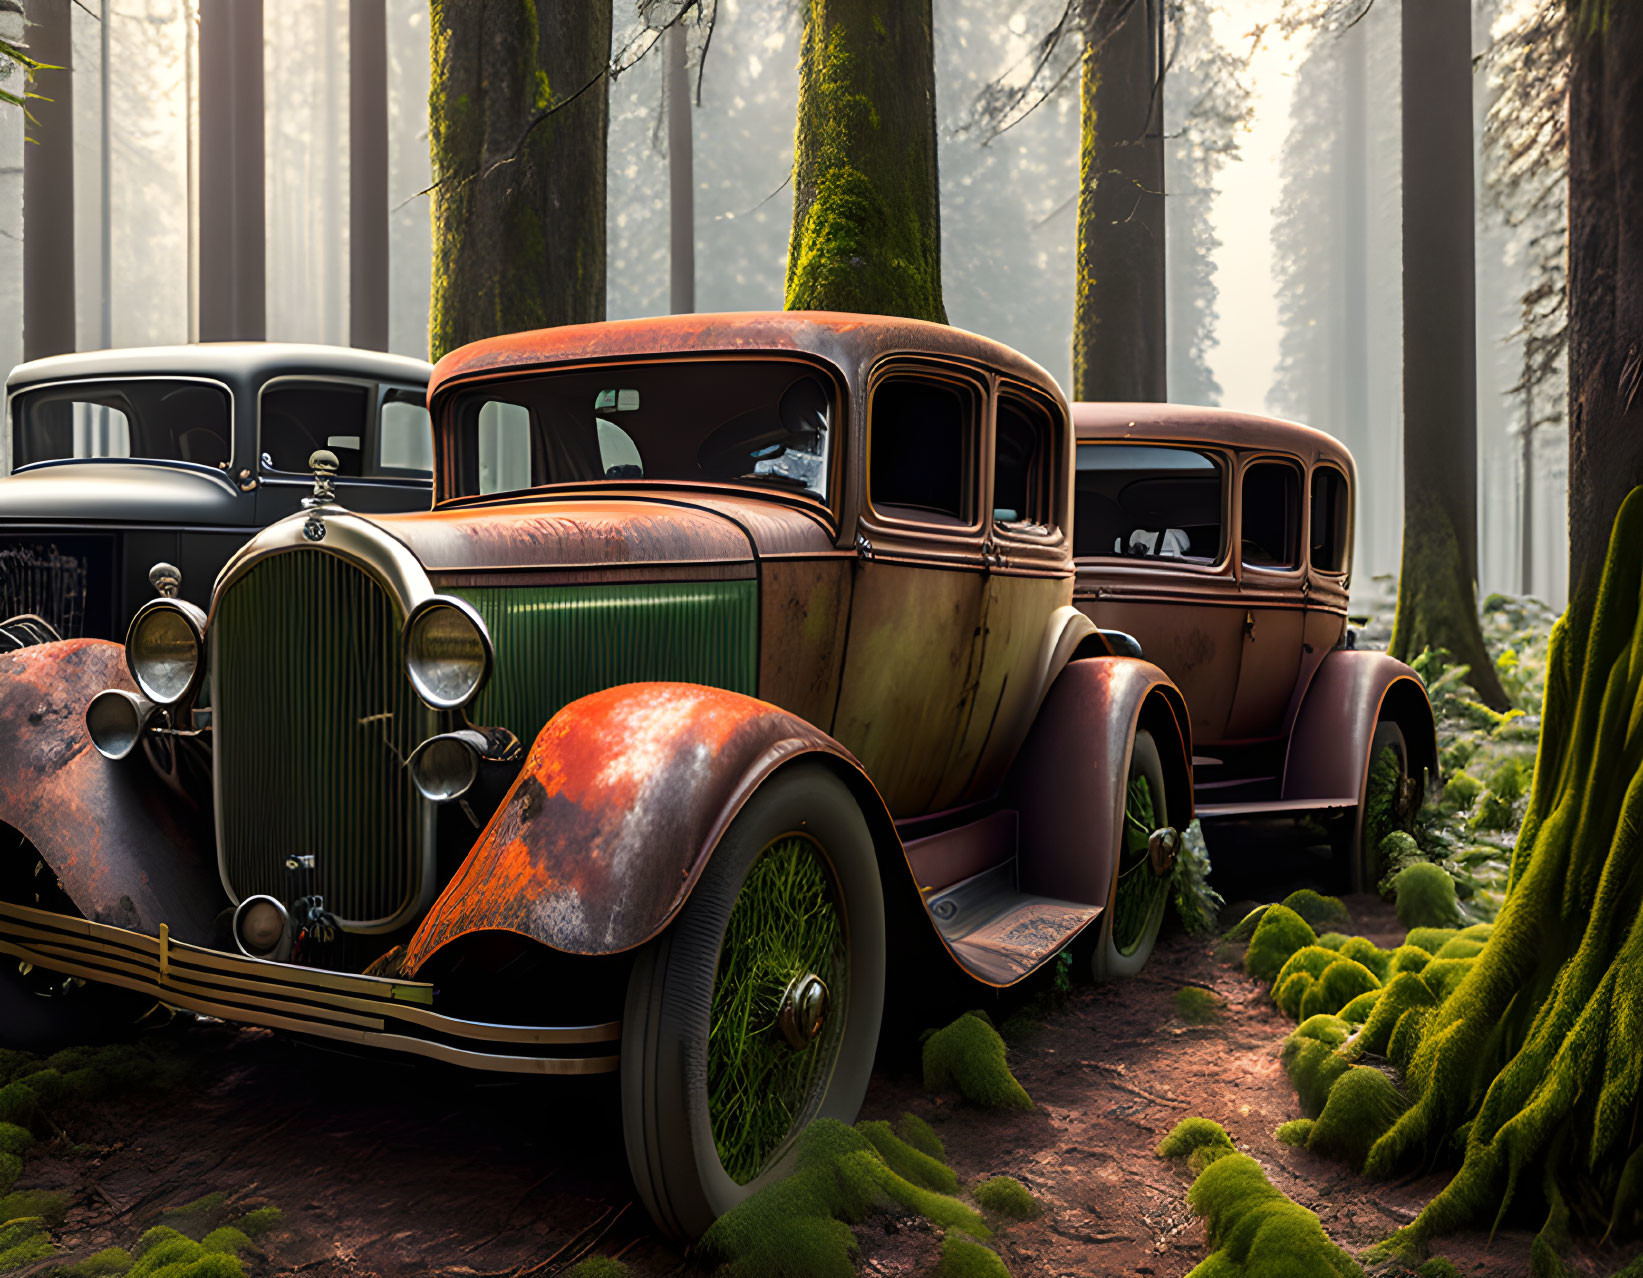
[972,1175,1037,1220]
[922,1013,1032,1111]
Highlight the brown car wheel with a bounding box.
[1089,730,1173,981]
[620,762,886,1241]
[1338,721,1423,894]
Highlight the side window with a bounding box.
[1311,466,1350,573]
[1241,459,1303,570]
[476,401,532,495]
[868,376,976,526]
[993,394,1057,535]
[1074,444,1224,562]
[261,382,369,476]
[379,391,433,476]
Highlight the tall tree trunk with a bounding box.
[666,20,693,315]
[350,0,389,351]
[1281,6,1643,1265]
[1388,0,1510,709]
[428,0,610,362]
[198,0,266,341]
[21,0,73,360]
[1566,0,1643,602]
[1072,0,1164,403]
[784,0,943,322]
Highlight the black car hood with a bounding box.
[0,461,248,527]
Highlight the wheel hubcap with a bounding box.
[777,972,831,1049]
[1147,826,1181,876]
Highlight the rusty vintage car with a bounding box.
[1070,403,1436,890]
[1,344,434,648]
[0,313,1195,1238]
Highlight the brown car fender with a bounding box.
[1281,649,1438,807]
[399,682,895,976]
[1007,656,1193,909]
[0,639,220,943]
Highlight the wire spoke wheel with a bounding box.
[1111,771,1168,957]
[707,834,846,1184]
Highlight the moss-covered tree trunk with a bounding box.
[1566,1,1643,602]
[784,0,944,322]
[428,0,610,361]
[1358,10,1643,1261]
[1072,0,1165,403]
[1388,0,1510,710]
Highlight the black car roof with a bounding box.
[6,343,432,392]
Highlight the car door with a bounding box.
[830,362,991,818]
[1224,454,1308,741]
[1300,461,1353,687]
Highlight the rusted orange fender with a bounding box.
[400,682,887,976]
[1007,656,1193,907]
[0,639,220,942]
[1281,649,1438,805]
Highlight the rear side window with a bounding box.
[1242,459,1303,570]
[1074,444,1224,562]
[869,376,976,526]
[1311,466,1350,573]
[993,393,1057,536]
[378,390,433,475]
[261,382,370,475]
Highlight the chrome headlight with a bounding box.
[404,596,492,710]
[126,599,207,705]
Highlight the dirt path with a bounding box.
[16,899,1639,1277]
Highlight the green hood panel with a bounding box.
[450,579,759,745]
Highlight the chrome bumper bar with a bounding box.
[0,900,620,1075]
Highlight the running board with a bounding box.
[925,862,1101,986]
[1196,797,1357,819]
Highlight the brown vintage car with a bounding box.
[0,314,1195,1238]
[1071,403,1436,888]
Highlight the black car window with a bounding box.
[993,392,1058,536]
[1242,459,1303,570]
[449,359,835,502]
[1074,444,1224,563]
[379,389,433,476]
[260,381,370,476]
[11,380,230,471]
[1311,465,1350,573]
[869,376,976,526]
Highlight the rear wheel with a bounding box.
[621,763,885,1240]
[1336,721,1423,894]
[1089,730,1175,981]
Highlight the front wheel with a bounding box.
[1089,730,1175,981]
[621,763,886,1240]
[1335,721,1423,894]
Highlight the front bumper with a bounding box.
[0,899,620,1075]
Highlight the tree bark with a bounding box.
[1566,0,1643,602]
[198,0,266,342]
[666,21,693,315]
[21,0,74,361]
[428,0,610,362]
[1388,0,1509,709]
[350,0,389,351]
[784,0,944,322]
[1072,0,1165,403]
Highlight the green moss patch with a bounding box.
[1275,1118,1314,1147]
[1338,989,1382,1024]
[1244,905,1317,983]
[922,1014,1032,1111]
[562,1259,629,1278]
[1281,1033,1351,1118]
[1441,772,1484,809]
[1156,1117,1236,1163]
[1392,863,1464,929]
[1299,960,1383,1022]
[1388,944,1434,975]
[700,1119,985,1278]
[58,1248,135,1277]
[1222,904,1269,943]
[972,1175,1037,1220]
[1281,890,1351,933]
[1402,927,1459,953]
[1174,986,1225,1024]
[894,1113,944,1163]
[1305,1066,1408,1170]
[1336,937,1390,981]
[933,1232,1010,1278]
[855,1121,956,1194]
[0,1217,53,1270]
[0,1188,69,1228]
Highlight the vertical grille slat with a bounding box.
[215,551,435,929]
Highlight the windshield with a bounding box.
[10,379,232,472]
[447,359,836,503]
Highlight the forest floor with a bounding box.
[4,590,1626,1278]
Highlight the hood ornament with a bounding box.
[302,449,339,542]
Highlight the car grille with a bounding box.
[449,580,759,745]
[213,550,437,931]
[0,534,116,639]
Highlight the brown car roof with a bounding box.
[1073,401,1355,477]
[429,311,1065,407]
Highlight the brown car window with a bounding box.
[994,394,1056,535]
[261,381,370,476]
[869,376,975,526]
[1242,459,1303,570]
[1074,443,1223,563]
[1311,465,1349,573]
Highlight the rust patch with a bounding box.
[401,682,866,974]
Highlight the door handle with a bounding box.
[1243,610,1256,640]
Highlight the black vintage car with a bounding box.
[1,344,433,645]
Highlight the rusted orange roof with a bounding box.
[1073,401,1355,475]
